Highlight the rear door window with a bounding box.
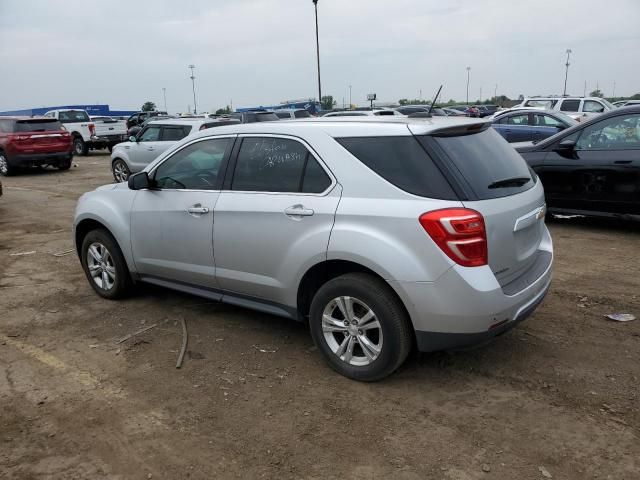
[58,111,90,123]
[336,136,456,199]
[294,110,311,118]
[560,99,580,112]
[231,137,331,193]
[161,126,190,141]
[583,100,605,113]
[424,128,534,200]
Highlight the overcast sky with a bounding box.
[1,0,639,112]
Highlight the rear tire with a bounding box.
[0,153,15,176]
[58,156,72,171]
[73,137,89,156]
[80,229,132,299]
[309,273,412,381]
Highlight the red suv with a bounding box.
[0,117,73,176]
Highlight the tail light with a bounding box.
[8,134,30,141]
[419,208,488,267]
[88,123,95,135]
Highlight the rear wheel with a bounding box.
[112,158,130,182]
[0,153,15,176]
[58,156,72,171]
[309,273,412,381]
[73,137,88,156]
[80,229,132,299]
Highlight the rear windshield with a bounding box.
[424,128,534,200]
[336,136,457,200]
[58,111,90,123]
[16,120,63,132]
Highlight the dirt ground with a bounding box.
[0,153,639,480]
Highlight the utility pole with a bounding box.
[494,84,497,102]
[349,84,352,108]
[480,87,482,103]
[612,81,616,98]
[162,87,167,112]
[188,64,197,114]
[466,67,471,105]
[312,0,322,106]
[583,80,587,97]
[563,49,572,96]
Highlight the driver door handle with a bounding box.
[284,205,314,217]
[146,147,155,151]
[187,204,209,215]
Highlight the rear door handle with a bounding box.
[187,204,209,215]
[284,205,314,217]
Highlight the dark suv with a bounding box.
[0,117,73,176]
[126,111,168,130]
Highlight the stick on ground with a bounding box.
[176,318,188,369]
[116,323,158,344]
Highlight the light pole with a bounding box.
[563,49,572,96]
[162,87,167,112]
[312,0,322,108]
[494,84,497,102]
[188,64,197,114]
[349,84,352,108]
[466,67,471,105]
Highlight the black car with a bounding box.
[478,105,499,117]
[224,111,280,123]
[126,111,168,129]
[515,105,640,220]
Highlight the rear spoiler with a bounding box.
[412,121,491,138]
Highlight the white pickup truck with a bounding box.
[44,109,101,156]
[89,116,128,152]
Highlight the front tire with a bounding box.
[309,273,412,381]
[73,137,89,156]
[112,158,130,182]
[80,229,132,299]
[0,152,15,176]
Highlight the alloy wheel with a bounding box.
[113,160,130,182]
[86,242,116,290]
[0,155,8,175]
[322,296,383,366]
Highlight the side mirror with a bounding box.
[129,135,137,142]
[555,124,567,130]
[555,139,576,152]
[128,172,151,190]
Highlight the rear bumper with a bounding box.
[92,134,127,145]
[8,152,73,167]
[391,227,553,352]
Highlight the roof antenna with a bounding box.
[426,84,443,117]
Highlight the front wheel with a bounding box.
[112,158,130,182]
[309,273,412,381]
[0,153,15,176]
[73,137,88,156]
[80,229,132,299]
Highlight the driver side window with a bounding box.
[576,114,640,150]
[139,126,161,142]
[154,137,232,190]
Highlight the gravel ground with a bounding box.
[1,153,639,479]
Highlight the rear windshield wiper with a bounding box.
[487,176,531,189]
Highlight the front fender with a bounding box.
[74,187,137,272]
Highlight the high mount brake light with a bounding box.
[419,208,488,267]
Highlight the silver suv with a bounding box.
[74,117,553,381]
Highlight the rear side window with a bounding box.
[275,112,291,119]
[294,110,311,118]
[232,137,331,193]
[425,128,533,200]
[337,136,456,199]
[16,120,63,132]
[0,119,13,132]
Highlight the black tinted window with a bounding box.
[232,137,313,192]
[337,136,456,199]
[294,110,311,118]
[560,99,580,112]
[162,126,190,141]
[154,138,231,190]
[15,120,62,132]
[245,112,279,123]
[302,156,331,193]
[58,111,90,122]
[428,128,533,200]
[275,112,291,119]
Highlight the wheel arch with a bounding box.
[297,259,413,329]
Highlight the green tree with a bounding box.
[321,95,336,110]
[141,101,156,112]
[589,89,603,98]
[215,106,231,115]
